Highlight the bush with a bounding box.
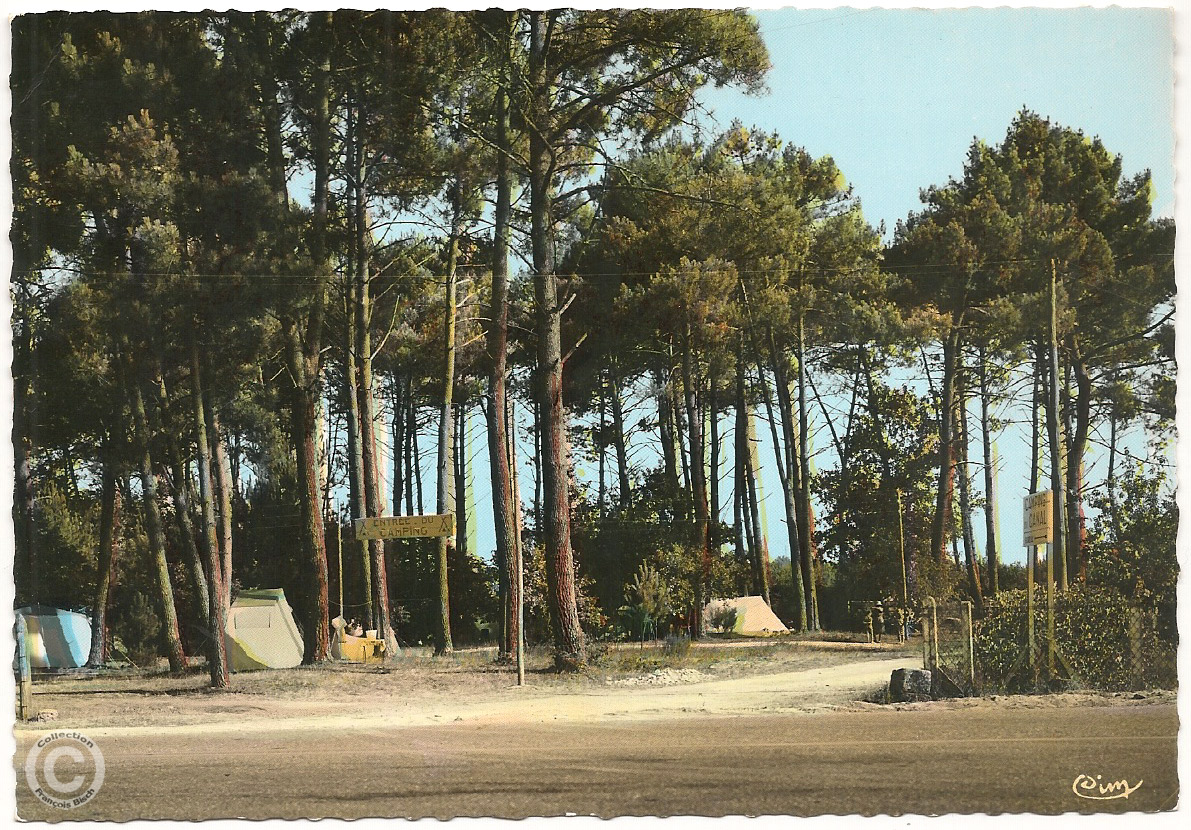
[707,604,738,634]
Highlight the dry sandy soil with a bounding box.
[20,638,918,732]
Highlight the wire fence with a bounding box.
[921,598,976,696]
[975,591,1177,693]
[922,590,1177,696]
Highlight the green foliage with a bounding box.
[816,381,938,602]
[618,563,673,640]
[19,481,99,610]
[1085,465,1177,606]
[522,544,606,647]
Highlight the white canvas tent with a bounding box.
[704,596,789,636]
[226,589,304,671]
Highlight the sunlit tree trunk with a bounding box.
[931,324,962,564]
[528,11,585,665]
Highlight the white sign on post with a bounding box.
[1022,491,1053,546]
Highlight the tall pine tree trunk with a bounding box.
[190,346,230,687]
[978,345,999,595]
[733,353,748,574]
[957,369,984,613]
[1047,264,1068,591]
[351,102,393,654]
[680,331,710,637]
[1066,342,1092,582]
[755,360,806,630]
[768,334,811,628]
[207,403,234,613]
[931,325,962,563]
[166,453,210,631]
[344,287,372,631]
[795,314,819,629]
[708,380,720,548]
[1107,398,1121,543]
[485,9,520,661]
[434,210,461,656]
[608,362,631,508]
[278,17,331,661]
[744,411,771,605]
[127,367,186,672]
[656,369,681,502]
[528,11,585,665]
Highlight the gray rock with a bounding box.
[889,668,932,702]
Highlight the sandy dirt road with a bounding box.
[14,657,1178,819]
[15,704,1177,819]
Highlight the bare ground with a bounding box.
[18,638,918,733]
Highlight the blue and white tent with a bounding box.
[16,606,92,669]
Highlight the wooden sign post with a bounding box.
[1023,491,1054,682]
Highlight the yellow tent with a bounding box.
[703,596,789,636]
[226,589,304,671]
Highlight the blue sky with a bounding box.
[699,6,1175,237]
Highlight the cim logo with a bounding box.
[1071,773,1143,801]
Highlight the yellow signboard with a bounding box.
[354,514,455,540]
[1023,491,1053,546]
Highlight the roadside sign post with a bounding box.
[350,515,455,662]
[1023,491,1054,684]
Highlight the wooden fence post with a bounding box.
[1127,606,1143,688]
[963,600,975,690]
[15,613,33,721]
